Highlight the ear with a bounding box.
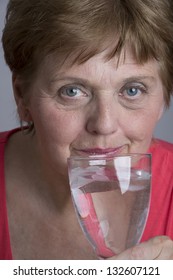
[12,73,32,122]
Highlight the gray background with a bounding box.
[0,0,173,142]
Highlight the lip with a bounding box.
[75,146,125,156]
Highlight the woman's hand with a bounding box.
[109,236,173,260]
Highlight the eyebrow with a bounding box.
[48,76,98,95]
[121,75,156,83]
[49,74,156,88]
[49,75,92,89]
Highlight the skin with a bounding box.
[15,48,164,185]
[111,236,173,260]
[9,47,173,259]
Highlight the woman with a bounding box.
[0,0,173,259]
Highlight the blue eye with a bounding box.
[64,87,81,97]
[57,84,91,107]
[118,82,148,109]
[121,84,147,99]
[118,83,147,105]
[126,87,139,96]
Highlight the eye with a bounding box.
[119,83,147,100]
[55,84,91,108]
[126,87,140,97]
[118,82,149,109]
[60,86,85,98]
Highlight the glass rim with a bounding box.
[67,152,151,161]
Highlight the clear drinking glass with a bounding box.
[67,153,151,259]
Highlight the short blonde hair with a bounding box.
[2,0,173,105]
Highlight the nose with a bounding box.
[86,95,119,135]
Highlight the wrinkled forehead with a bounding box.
[37,43,159,78]
[34,49,163,98]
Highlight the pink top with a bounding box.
[0,129,173,259]
[0,129,18,259]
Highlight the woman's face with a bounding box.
[18,49,164,176]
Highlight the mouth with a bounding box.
[74,146,126,157]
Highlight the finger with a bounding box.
[152,236,173,260]
[109,236,173,260]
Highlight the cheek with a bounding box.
[30,105,86,173]
[122,109,161,141]
[32,104,85,147]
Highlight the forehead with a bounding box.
[38,46,161,85]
